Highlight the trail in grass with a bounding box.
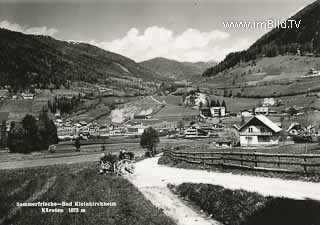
[126,156,320,225]
[0,176,57,224]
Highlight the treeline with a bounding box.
[202,1,320,77]
[6,109,58,153]
[48,95,82,115]
[200,99,227,110]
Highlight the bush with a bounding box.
[158,155,175,165]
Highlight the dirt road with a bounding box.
[126,156,320,225]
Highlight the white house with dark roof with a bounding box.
[239,115,282,147]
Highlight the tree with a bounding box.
[22,114,39,152]
[177,120,185,133]
[140,127,160,157]
[0,120,6,148]
[199,101,203,109]
[38,108,58,147]
[7,123,25,153]
[221,100,227,112]
[75,138,81,151]
[240,116,246,126]
[288,107,298,116]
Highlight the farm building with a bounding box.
[184,126,208,138]
[239,115,282,147]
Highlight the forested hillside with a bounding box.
[0,28,165,91]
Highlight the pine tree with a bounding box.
[0,120,6,148]
[221,100,227,111]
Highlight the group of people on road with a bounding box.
[99,148,135,175]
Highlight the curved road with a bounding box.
[126,156,320,225]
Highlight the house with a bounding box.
[88,124,100,136]
[184,126,208,138]
[210,106,226,117]
[21,93,34,100]
[239,115,282,147]
[262,98,275,107]
[57,125,77,140]
[133,114,152,119]
[254,107,269,115]
[200,108,212,117]
[127,124,148,136]
[240,109,253,117]
[212,139,232,148]
[286,122,302,136]
[0,89,9,99]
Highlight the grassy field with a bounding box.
[199,55,320,100]
[171,183,320,225]
[203,55,320,87]
[152,104,198,122]
[208,95,261,112]
[0,162,176,225]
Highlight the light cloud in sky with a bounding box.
[89,26,251,62]
[0,20,58,36]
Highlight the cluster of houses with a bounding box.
[286,122,320,140]
[240,107,277,117]
[184,114,284,147]
[0,89,35,100]
[54,118,152,141]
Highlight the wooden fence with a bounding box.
[164,149,320,174]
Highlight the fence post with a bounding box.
[240,154,243,166]
[278,156,281,168]
[303,156,308,173]
[254,154,258,167]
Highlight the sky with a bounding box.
[0,0,316,62]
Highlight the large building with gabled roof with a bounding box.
[239,115,282,147]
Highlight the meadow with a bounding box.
[0,162,176,225]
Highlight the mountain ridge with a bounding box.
[140,57,216,81]
[0,28,168,94]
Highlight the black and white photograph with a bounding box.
[1,0,320,224]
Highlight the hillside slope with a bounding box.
[0,28,165,93]
[203,0,320,77]
[140,57,216,81]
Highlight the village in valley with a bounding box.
[3,0,320,225]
